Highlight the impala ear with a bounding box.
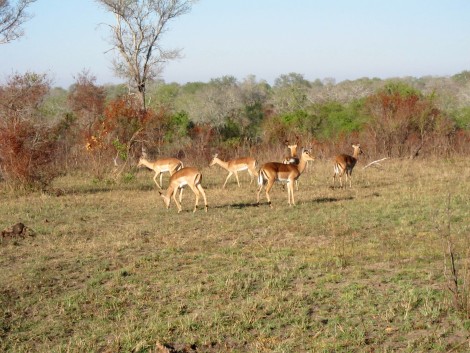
[213,153,218,158]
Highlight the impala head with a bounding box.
[285,139,299,155]
[159,191,171,209]
[300,148,315,162]
[209,153,219,166]
[137,157,146,168]
[352,144,363,156]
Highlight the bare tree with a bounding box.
[0,0,36,44]
[96,0,196,110]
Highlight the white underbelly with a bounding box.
[276,176,290,182]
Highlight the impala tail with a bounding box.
[333,163,341,175]
[258,169,266,186]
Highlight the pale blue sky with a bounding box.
[1,0,469,88]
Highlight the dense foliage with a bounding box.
[1,71,470,188]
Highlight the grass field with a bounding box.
[1,157,470,352]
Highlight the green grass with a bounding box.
[1,158,470,352]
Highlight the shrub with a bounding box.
[0,72,68,189]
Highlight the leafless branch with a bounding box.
[362,157,389,170]
[0,0,36,44]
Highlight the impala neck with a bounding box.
[353,148,360,159]
[140,159,151,168]
[297,155,309,174]
[214,158,229,169]
[164,184,176,198]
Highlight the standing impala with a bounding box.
[283,139,300,165]
[137,156,183,189]
[333,144,363,188]
[283,139,302,190]
[257,148,315,208]
[210,154,258,188]
[159,167,208,213]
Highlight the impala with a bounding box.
[283,139,305,190]
[159,167,208,213]
[137,157,183,189]
[210,154,258,188]
[257,148,315,208]
[283,139,300,164]
[333,144,363,188]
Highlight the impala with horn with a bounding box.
[159,167,208,213]
[257,148,315,207]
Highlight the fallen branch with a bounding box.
[362,157,389,170]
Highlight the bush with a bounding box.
[0,72,68,189]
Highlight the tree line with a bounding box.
[1,70,470,189]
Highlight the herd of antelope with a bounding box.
[137,140,364,213]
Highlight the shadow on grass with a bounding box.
[213,202,261,209]
[309,196,355,203]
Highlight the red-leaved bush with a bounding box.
[0,72,66,189]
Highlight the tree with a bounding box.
[271,73,311,114]
[0,0,36,44]
[68,70,106,137]
[96,0,196,110]
[365,82,444,157]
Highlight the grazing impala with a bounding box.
[257,148,315,208]
[210,154,258,188]
[333,144,363,188]
[137,157,183,189]
[159,167,208,213]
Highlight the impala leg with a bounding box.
[179,188,184,203]
[286,181,291,205]
[234,172,240,187]
[189,184,200,212]
[286,181,295,206]
[265,180,275,208]
[248,169,255,185]
[339,170,344,188]
[333,165,339,189]
[172,189,182,213]
[256,183,264,204]
[153,172,162,189]
[290,181,296,206]
[197,184,208,212]
[223,172,233,189]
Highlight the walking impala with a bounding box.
[159,167,208,213]
[210,154,258,188]
[257,148,315,208]
[137,157,183,189]
[333,144,363,188]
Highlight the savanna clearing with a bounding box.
[1,157,470,353]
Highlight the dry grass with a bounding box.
[1,157,470,352]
